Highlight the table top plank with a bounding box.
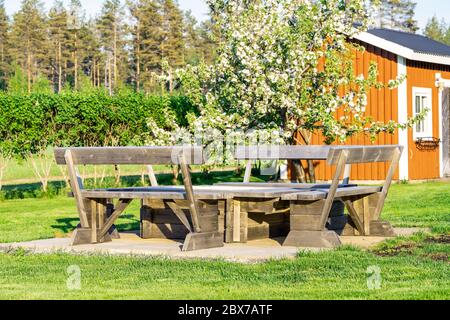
[81,185,318,200]
[216,182,358,189]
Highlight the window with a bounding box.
[412,87,433,140]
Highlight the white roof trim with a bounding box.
[353,32,450,66]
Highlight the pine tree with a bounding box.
[161,0,185,70]
[66,0,89,91]
[197,18,218,65]
[444,26,450,46]
[183,10,202,66]
[374,0,419,33]
[9,0,49,93]
[48,1,68,92]
[129,0,164,92]
[128,0,143,91]
[0,0,9,90]
[97,0,127,94]
[400,0,418,32]
[1,0,220,93]
[424,16,446,43]
[79,19,102,89]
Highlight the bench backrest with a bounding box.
[235,144,403,184]
[55,146,204,232]
[327,146,403,165]
[54,146,204,166]
[235,145,331,161]
[235,145,333,183]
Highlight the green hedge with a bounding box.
[0,92,198,158]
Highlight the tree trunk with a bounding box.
[104,59,108,88]
[58,41,62,93]
[141,168,146,186]
[74,53,78,91]
[292,160,307,183]
[295,129,317,183]
[303,132,316,183]
[97,62,100,88]
[172,165,179,185]
[30,152,53,194]
[27,45,32,94]
[108,56,113,96]
[0,43,4,85]
[92,59,95,86]
[136,23,141,92]
[57,165,70,191]
[114,165,121,186]
[113,21,118,89]
[168,67,173,93]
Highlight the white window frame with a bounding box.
[412,87,433,141]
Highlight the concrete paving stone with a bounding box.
[0,228,429,263]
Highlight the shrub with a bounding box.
[0,92,197,157]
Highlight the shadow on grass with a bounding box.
[51,218,79,234]
[1,181,66,200]
[51,214,141,235]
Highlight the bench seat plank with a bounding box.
[334,186,382,198]
[215,182,358,189]
[280,186,382,201]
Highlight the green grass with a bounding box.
[0,179,449,299]
[0,197,141,243]
[383,182,450,233]
[0,246,448,299]
[372,232,449,263]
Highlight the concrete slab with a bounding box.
[0,234,304,263]
[0,228,428,263]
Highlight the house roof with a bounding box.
[367,29,450,57]
[353,28,450,66]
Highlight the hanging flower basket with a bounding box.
[415,137,440,151]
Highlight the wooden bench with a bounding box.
[54,146,226,251]
[279,145,403,248]
[218,145,402,247]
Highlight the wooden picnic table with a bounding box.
[55,145,402,251]
[87,185,305,246]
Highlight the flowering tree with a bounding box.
[173,0,425,182]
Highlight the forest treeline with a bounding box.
[0,0,217,94]
[0,0,435,96]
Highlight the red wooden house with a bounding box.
[311,28,450,181]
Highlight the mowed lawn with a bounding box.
[0,181,449,299]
